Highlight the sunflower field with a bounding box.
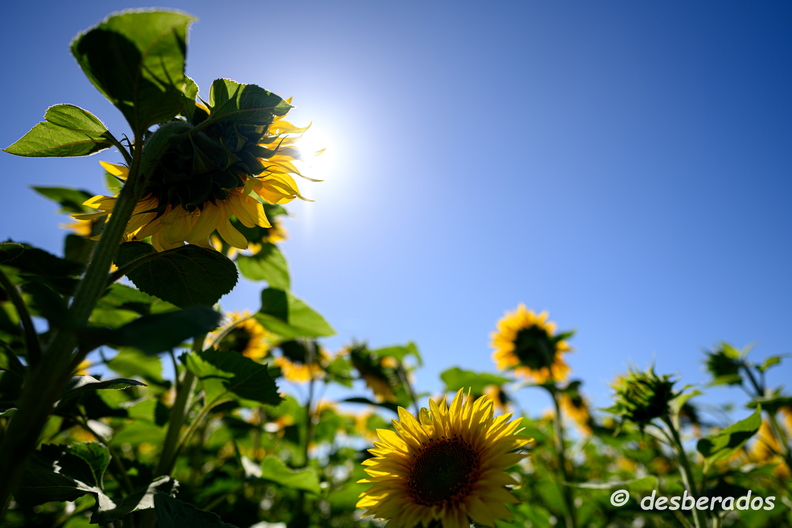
[1,9,791,528]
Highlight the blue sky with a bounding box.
[1,1,790,420]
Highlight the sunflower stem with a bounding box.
[0,123,189,517]
[550,388,578,528]
[661,415,706,528]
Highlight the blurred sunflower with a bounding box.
[210,311,273,361]
[491,304,572,383]
[76,95,314,252]
[748,419,791,479]
[560,390,593,436]
[275,340,329,383]
[357,390,532,528]
[349,346,398,403]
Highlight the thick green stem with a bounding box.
[662,416,707,528]
[551,389,578,528]
[0,123,190,517]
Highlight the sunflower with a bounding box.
[491,304,571,383]
[274,340,329,383]
[748,419,791,479]
[357,389,532,528]
[210,311,273,361]
[76,96,313,252]
[560,393,593,436]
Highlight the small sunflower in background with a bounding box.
[491,304,572,383]
[77,88,316,252]
[348,345,399,403]
[357,389,532,528]
[274,339,329,383]
[559,382,593,436]
[748,418,791,479]
[211,311,273,361]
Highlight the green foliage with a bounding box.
[237,243,290,289]
[3,105,116,157]
[116,242,238,308]
[71,10,195,135]
[697,407,762,471]
[256,288,335,338]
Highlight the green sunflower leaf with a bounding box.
[697,407,762,471]
[154,493,239,528]
[115,242,238,308]
[255,288,335,339]
[440,367,511,394]
[71,10,195,135]
[184,348,282,406]
[207,79,292,125]
[236,243,290,289]
[14,443,113,508]
[3,105,116,158]
[91,476,177,524]
[32,186,95,214]
[96,306,222,354]
[257,456,321,495]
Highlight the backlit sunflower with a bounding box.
[491,304,571,383]
[210,311,273,361]
[357,389,532,528]
[274,340,329,383]
[76,92,314,252]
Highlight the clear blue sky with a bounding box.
[2,1,790,419]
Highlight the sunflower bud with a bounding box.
[609,366,678,429]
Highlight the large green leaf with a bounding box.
[107,348,165,385]
[14,443,113,508]
[91,476,177,524]
[207,79,291,125]
[102,306,222,354]
[257,456,321,494]
[255,288,335,339]
[440,367,511,394]
[3,104,116,157]
[32,186,95,214]
[71,10,195,134]
[697,407,762,471]
[154,493,239,528]
[116,242,238,308]
[236,243,290,289]
[0,242,83,295]
[185,348,282,406]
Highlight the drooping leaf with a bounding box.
[697,407,762,471]
[440,367,511,394]
[207,79,291,126]
[58,375,147,405]
[154,493,239,528]
[236,243,290,289]
[255,288,334,339]
[100,306,222,354]
[71,10,195,134]
[14,443,114,508]
[116,242,238,308]
[3,105,116,157]
[184,348,282,406]
[258,456,321,494]
[91,476,177,524]
[32,186,95,214]
[0,242,83,295]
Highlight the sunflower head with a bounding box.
[211,311,273,361]
[559,381,593,436]
[704,343,744,386]
[349,344,399,403]
[491,304,572,383]
[274,339,329,383]
[608,367,678,430]
[77,81,317,252]
[357,389,532,528]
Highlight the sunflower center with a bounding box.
[408,436,479,506]
[218,327,253,354]
[512,326,556,370]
